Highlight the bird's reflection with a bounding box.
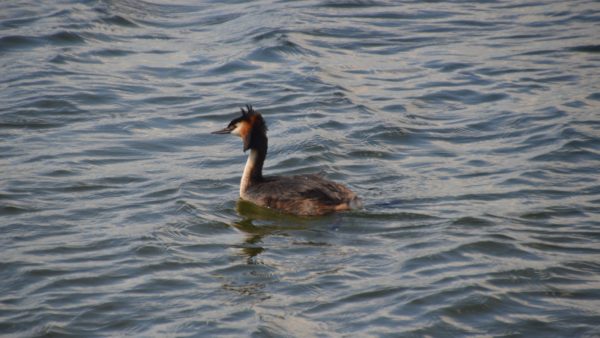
[231,218,266,263]
[231,200,313,264]
[219,201,312,300]
[220,200,338,303]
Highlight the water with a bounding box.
[1,0,600,336]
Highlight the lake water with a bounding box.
[2,0,600,336]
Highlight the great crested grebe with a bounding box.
[212,105,361,216]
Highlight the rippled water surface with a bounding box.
[2,0,600,336]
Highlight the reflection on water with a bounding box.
[233,218,267,264]
[2,0,600,336]
[219,201,310,304]
[232,200,320,263]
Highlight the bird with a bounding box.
[212,105,361,216]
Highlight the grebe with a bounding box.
[212,105,361,216]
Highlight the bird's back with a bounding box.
[243,174,361,216]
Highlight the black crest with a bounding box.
[241,104,255,117]
[238,105,267,152]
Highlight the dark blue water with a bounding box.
[2,0,600,336]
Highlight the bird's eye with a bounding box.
[230,123,242,135]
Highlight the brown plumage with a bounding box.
[212,105,361,216]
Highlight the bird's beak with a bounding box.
[211,126,234,134]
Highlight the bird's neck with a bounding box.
[240,137,267,197]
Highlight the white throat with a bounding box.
[240,149,258,198]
